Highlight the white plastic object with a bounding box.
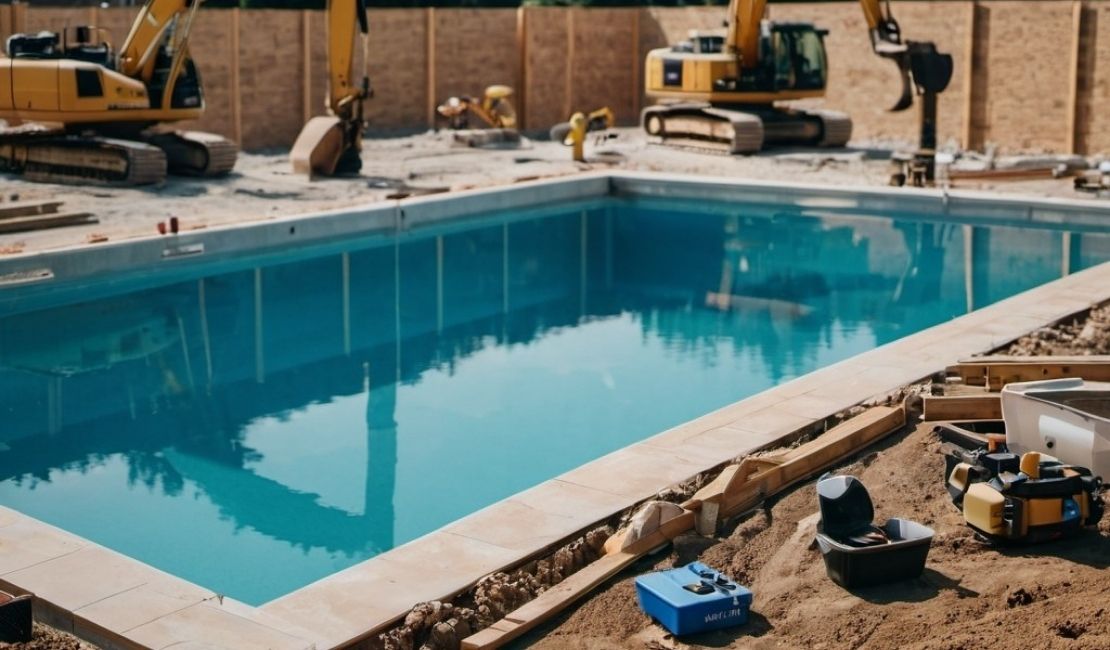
[1001,378,1110,481]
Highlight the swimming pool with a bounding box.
[1,191,1108,605]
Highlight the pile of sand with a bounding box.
[526,420,1109,649]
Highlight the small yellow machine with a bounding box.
[641,0,952,154]
[550,107,615,162]
[290,0,370,176]
[436,85,517,130]
[0,0,237,184]
[945,435,1103,543]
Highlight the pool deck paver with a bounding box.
[1,176,1109,649]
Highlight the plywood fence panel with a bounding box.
[307,9,329,124]
[524,7,570,131]
[979,2,1073,152]
[365,9,427,130]
[571,8,637,126]
[434,9,518,118]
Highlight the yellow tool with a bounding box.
[945,439,1103,543]
[436,85,517,130]
[0,0,237,184]
[291,0,371,177]
[550,107,614,162]
[640,0,952,154]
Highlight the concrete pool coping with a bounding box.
[0,172,1108,649]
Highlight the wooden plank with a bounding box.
[301,9,312,124]
[0,200,63,220]
[961,1,978,150]
[1066,0,1083,154]
[516,6,527,130]
[426,7,436,128]
[0,212,96,234]
[715,406,905,519]
[949,167,1063,182]
[922,394,1001,421]
[949,356,1110,389]
[461,551,640,650]
[230,9,242,146]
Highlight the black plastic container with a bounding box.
[815,475,934,588]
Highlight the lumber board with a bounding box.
[461,551,640,650]
[717,406,905,518]
[922,394,1002,421]
[948,356,1110,389]
[0,212,96,234]
[0,200,63,220]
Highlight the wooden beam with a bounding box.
[922,394,1002,421]
[516,6,528,130]
[0,200,64,219]
[230,9,242,146]
[948,356,1110,389]
[1066,0,1083,154]
[564,7,575,119]
[961,1,978,151]
[461,551,641,650]
[0,212,96,234]
[302,9,312,124]
[426,8,437,128]
[630,8,641,121]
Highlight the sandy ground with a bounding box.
[513,308,1110,650]
[0,128,1094,256]
[0,624,96,650]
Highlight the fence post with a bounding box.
[631,8,641,121]
[516,6,528,130]
[961,0,980,151]
[231,8,242,146]
[564,7,575,119]
[302,9,312,124]
[1065,0,1083,154]
[426,8,436,128]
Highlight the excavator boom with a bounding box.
[291,0,371,176]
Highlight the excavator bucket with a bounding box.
[886,53,915,113]
[291,116,346,177]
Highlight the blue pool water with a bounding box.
[0,198,1108,604]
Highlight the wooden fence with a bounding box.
[1,2,1107,154]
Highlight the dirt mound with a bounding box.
[1004,305,1110,356]
[521,422,1110,650]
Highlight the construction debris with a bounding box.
[0,200,96,234]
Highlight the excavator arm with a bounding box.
[725,0,951,111]
[291,0,371,176]
[117,0,204,113]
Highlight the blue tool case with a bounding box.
[634,562,753,636]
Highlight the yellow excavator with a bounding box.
[0,0,237,185]
[641,0,952,154]
[291,0,370,177]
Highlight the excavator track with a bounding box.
[0,132,167,186]
[642,103,853,154]
[144,130,238,177]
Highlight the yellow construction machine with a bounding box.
[0,0,237,185]
[642,0,952,155]
[436,85,517,130]
[291,0,370,177]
